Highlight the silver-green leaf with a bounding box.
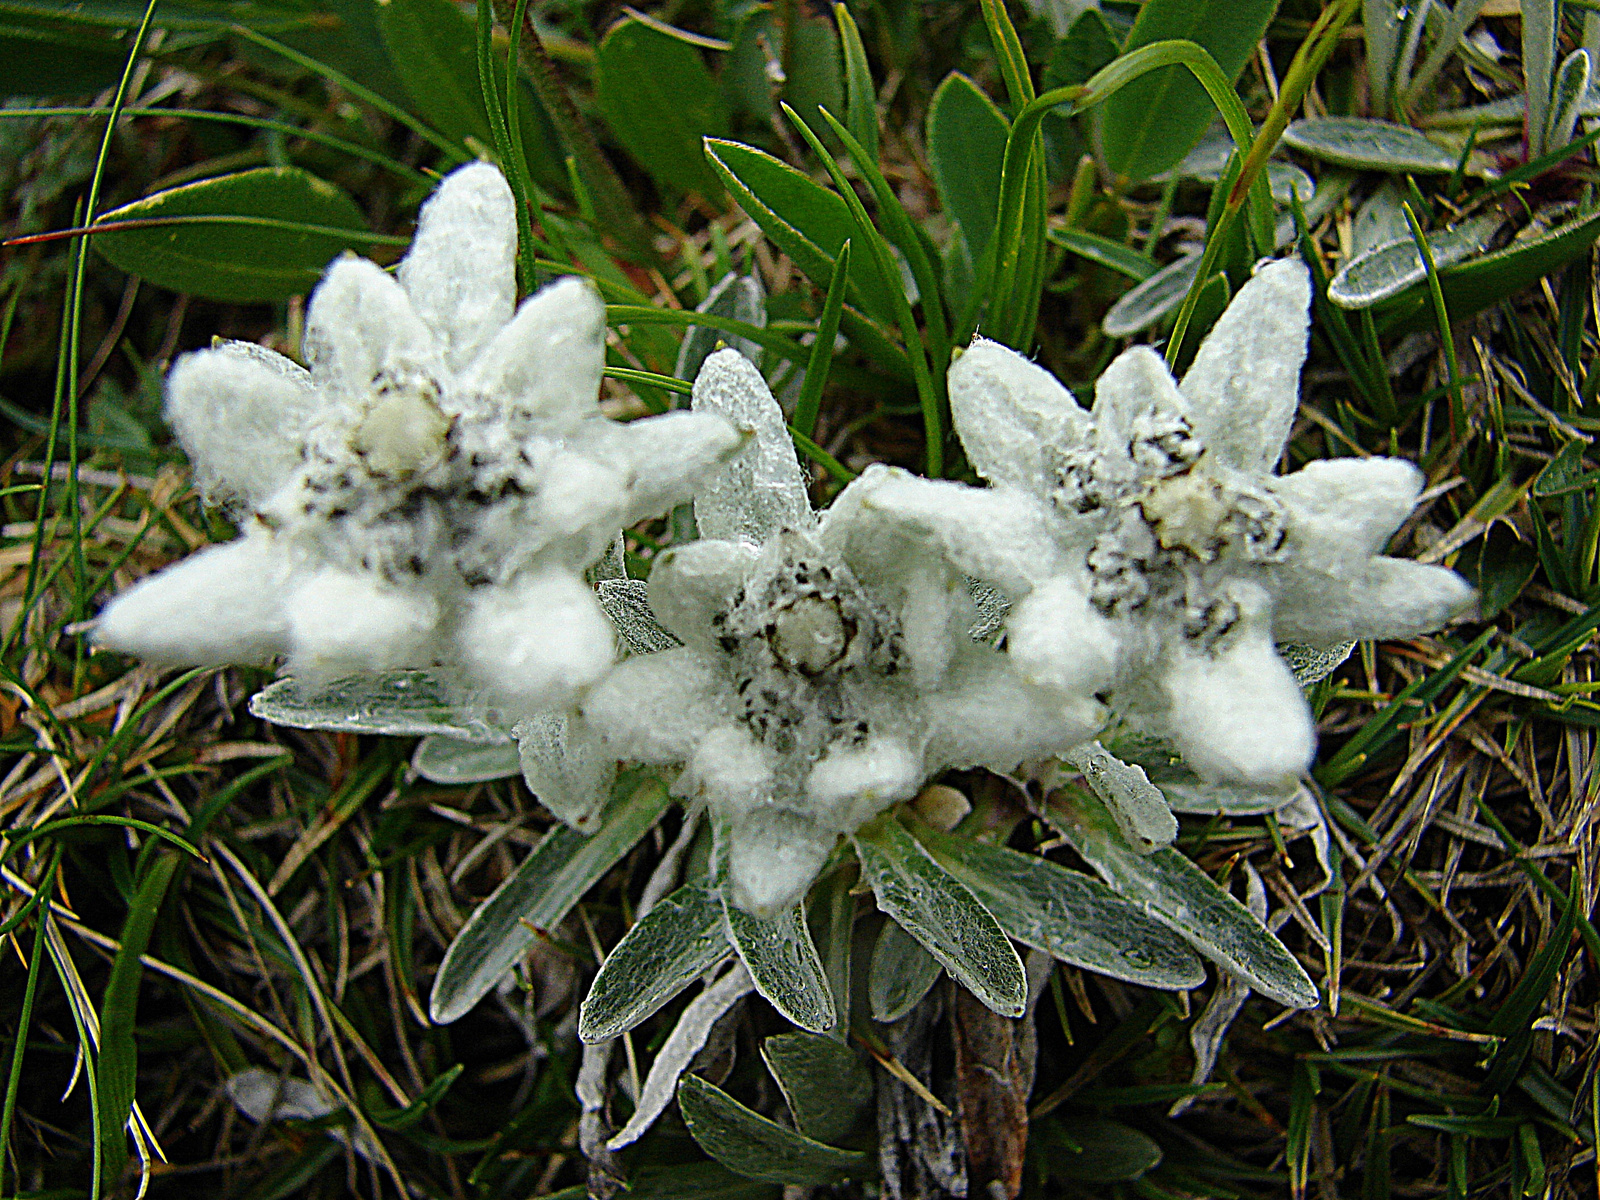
[760,1032,873,1144]
[853,814,1025,1018]
[411,736,522,784]
[868,915,943,1022]
[1328,215,1502,309]
[1281,117,1459,173]
[580,881,731,1043]
[430,777,671,1023]
[1050,789,1320,1009]
[249,670,504,741]
[723,891,837,1033]
[677,1073,869,1187]
[913,823,1204,990]
[1101,253,1201,338]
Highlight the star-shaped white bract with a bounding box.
[95,162,740,716]
[869,259,1475,791]
[579,350,1104,915]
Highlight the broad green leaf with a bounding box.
[868,915,942,1022]
[1328,215,1502,308]
[1047,228,1157,280]
[597,17,729,197]
[704,138,898,320]
[1097,0,1279,182]
[914,824,1204,990]
[1068,741,1176,851]
[1044,1117,1164,1182]
[95,853,180,1185]
[1383,206,1600,330]
[723,892,836,1033]
[579,881,730,1042]
[1465,522,1539,619]
[853,814,1025,1018]
[678,1074,869,1186]
[377,0,489,146]
[782,15,843,143]
[760,1032,873,1143]
[411,736,521,785]
[1281,117,1458,173]
[430,777,670,1023]
[0,20,124,96]
[92,167,373,302]
[1051,789,1320,1009]
[1043,9,1120,89]
[573,1162,781,1200]
[927,72,1009,266]
[806,861,856,1034]
[249,670,505,742]
[1101,253,1201,337]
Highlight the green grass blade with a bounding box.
[833,2,877,162]
[792,238,850,438]
[94,852,180,1187]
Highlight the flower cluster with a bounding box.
[581,350,1102,913]
[96,159,1475,914]
[864,260,1475,792]
[95,163,739,719]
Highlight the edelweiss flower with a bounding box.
[96,163,739,715]
[866,259,1475,790]
[580,350,1102,914]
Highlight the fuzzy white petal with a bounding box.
[1274,456,1423,563]
[726,808,834,916]
[949,336,1090,492]
[165,341,318,512]
[465,276,605,425]
[95,536,290,666]
[647,539,759,647]
[805,735,922,831]
[681,724,774,813]
[514,711,615,832]
[691,349,813,544]
[1090,345,1191,463]
[1006,576,1120,700]
[897,560,970,687]
[1161,621,1314,789]
[303,256,441,410]
[457,569,613,710]
[604,410,745,527]
[1179,258,1309,472]
[286,569,440,680]
[821,464,1058,596]
[398,162,517,372]
[583,646,725,761]
[924,648,1104,772]
[1272,558,1477,644]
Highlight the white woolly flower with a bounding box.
[865,258,1476,791]
[95,162,740,715]
[579,350,1104,915]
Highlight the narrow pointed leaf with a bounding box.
[834,1,878,162]
[1050,789,1320,1008]
[853,814,1025,1017]
[723,893,836,1033]
[678,1074,869,1186]
[868,915,943,1022]
[411,736,521,784]
[430,777,670,1023]
[703,138,897,319]
[914,824,1204,990]
[580,882,731,1042]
